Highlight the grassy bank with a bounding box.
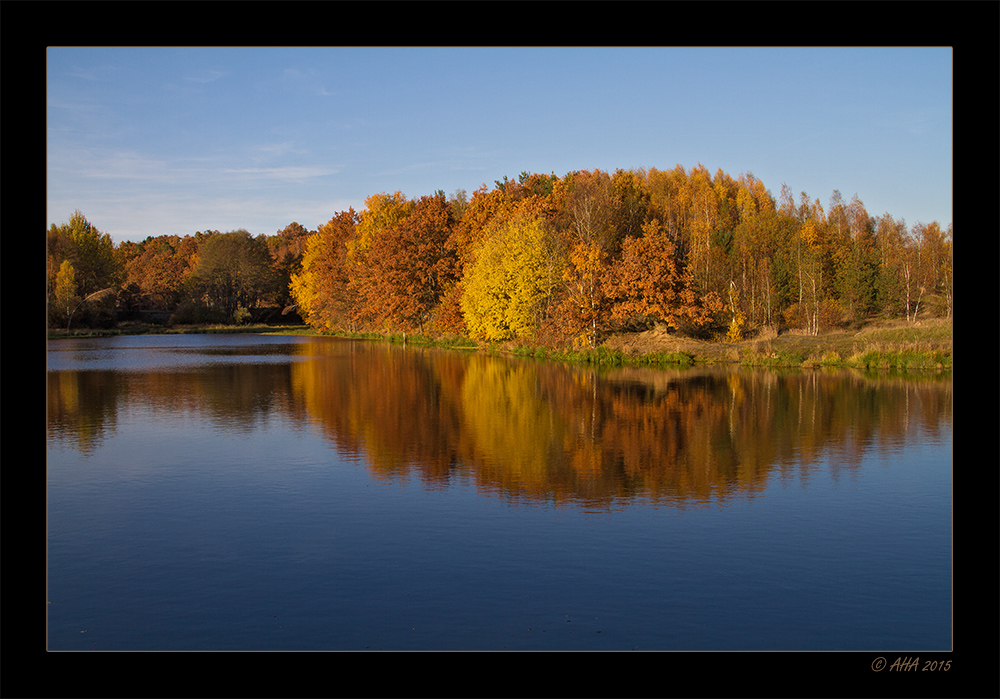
[555,341,951,372]
[508,343,695,368]
[605,317,952,371]
[738,345,952,370]
[734,319,952,370]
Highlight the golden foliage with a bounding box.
[52,164,953,333]
[461,215,563,342]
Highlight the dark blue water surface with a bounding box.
[46,334,952,651]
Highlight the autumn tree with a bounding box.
[553,240,613,348]
[547,170,621,347]
[289,210,359,332]
[267,222,313,314]
[728,173,778,328]
[446,188,469,222]
[609,168,652,242]
[836,195,879,323]
[453,175,559,266]
[442,175,560,337]
[607,219,724,331]
[644,165,691,250]
[684,164,724,299]
[121,235,200,311]
[348,191,413,265]
[340,191,414,328]
[871,213,909,317]
[783,197,828,334]
[450,184,510,269]
[899,234,924,323]
[60,211,121,297]
[185,230,276,323]
[939,224,953,320]
[555,169,617,251]
[461,213,564,342]
[47,211,121,327]
[50,259,80,328]
[913,221,952,318]
[357,193,458,334]
[47,225,74,305]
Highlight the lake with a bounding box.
[46,333,952,651]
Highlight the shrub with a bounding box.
[726,310,745,343]
[232,306,252,325]
[818,300,846,331]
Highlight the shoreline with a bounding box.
[48,317,952,372]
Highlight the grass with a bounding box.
[845,344,952,370]
[600,316,953,372]
[711,317,951,371]
[800,350,846,368]
[853,320,952,345]
[739,348,805,368]
[739,338,950,371]
[511,343,695,369]
[739,340,950,372]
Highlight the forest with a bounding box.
[47,165,952,348]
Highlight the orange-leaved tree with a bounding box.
[346,192,414,329]
[553,240,612,348]
[607,219,723,332]
[121,235,200,311]
[360,193,459,334]
[290,209,359,332]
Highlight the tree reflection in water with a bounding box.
[48,337,951,508]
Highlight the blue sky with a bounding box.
[47,47,952,244]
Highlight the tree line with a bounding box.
[47,165,952,344]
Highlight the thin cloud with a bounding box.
[184,69,228,84]
[221,165,339,181]
[50,143,338,187]
[49,148,173,182]
[282,66,338,97]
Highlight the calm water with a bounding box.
[46,334,952,651]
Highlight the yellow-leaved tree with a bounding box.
[51,259,80,327]
[461,215,564,342]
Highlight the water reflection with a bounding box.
[47,337,952,507]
